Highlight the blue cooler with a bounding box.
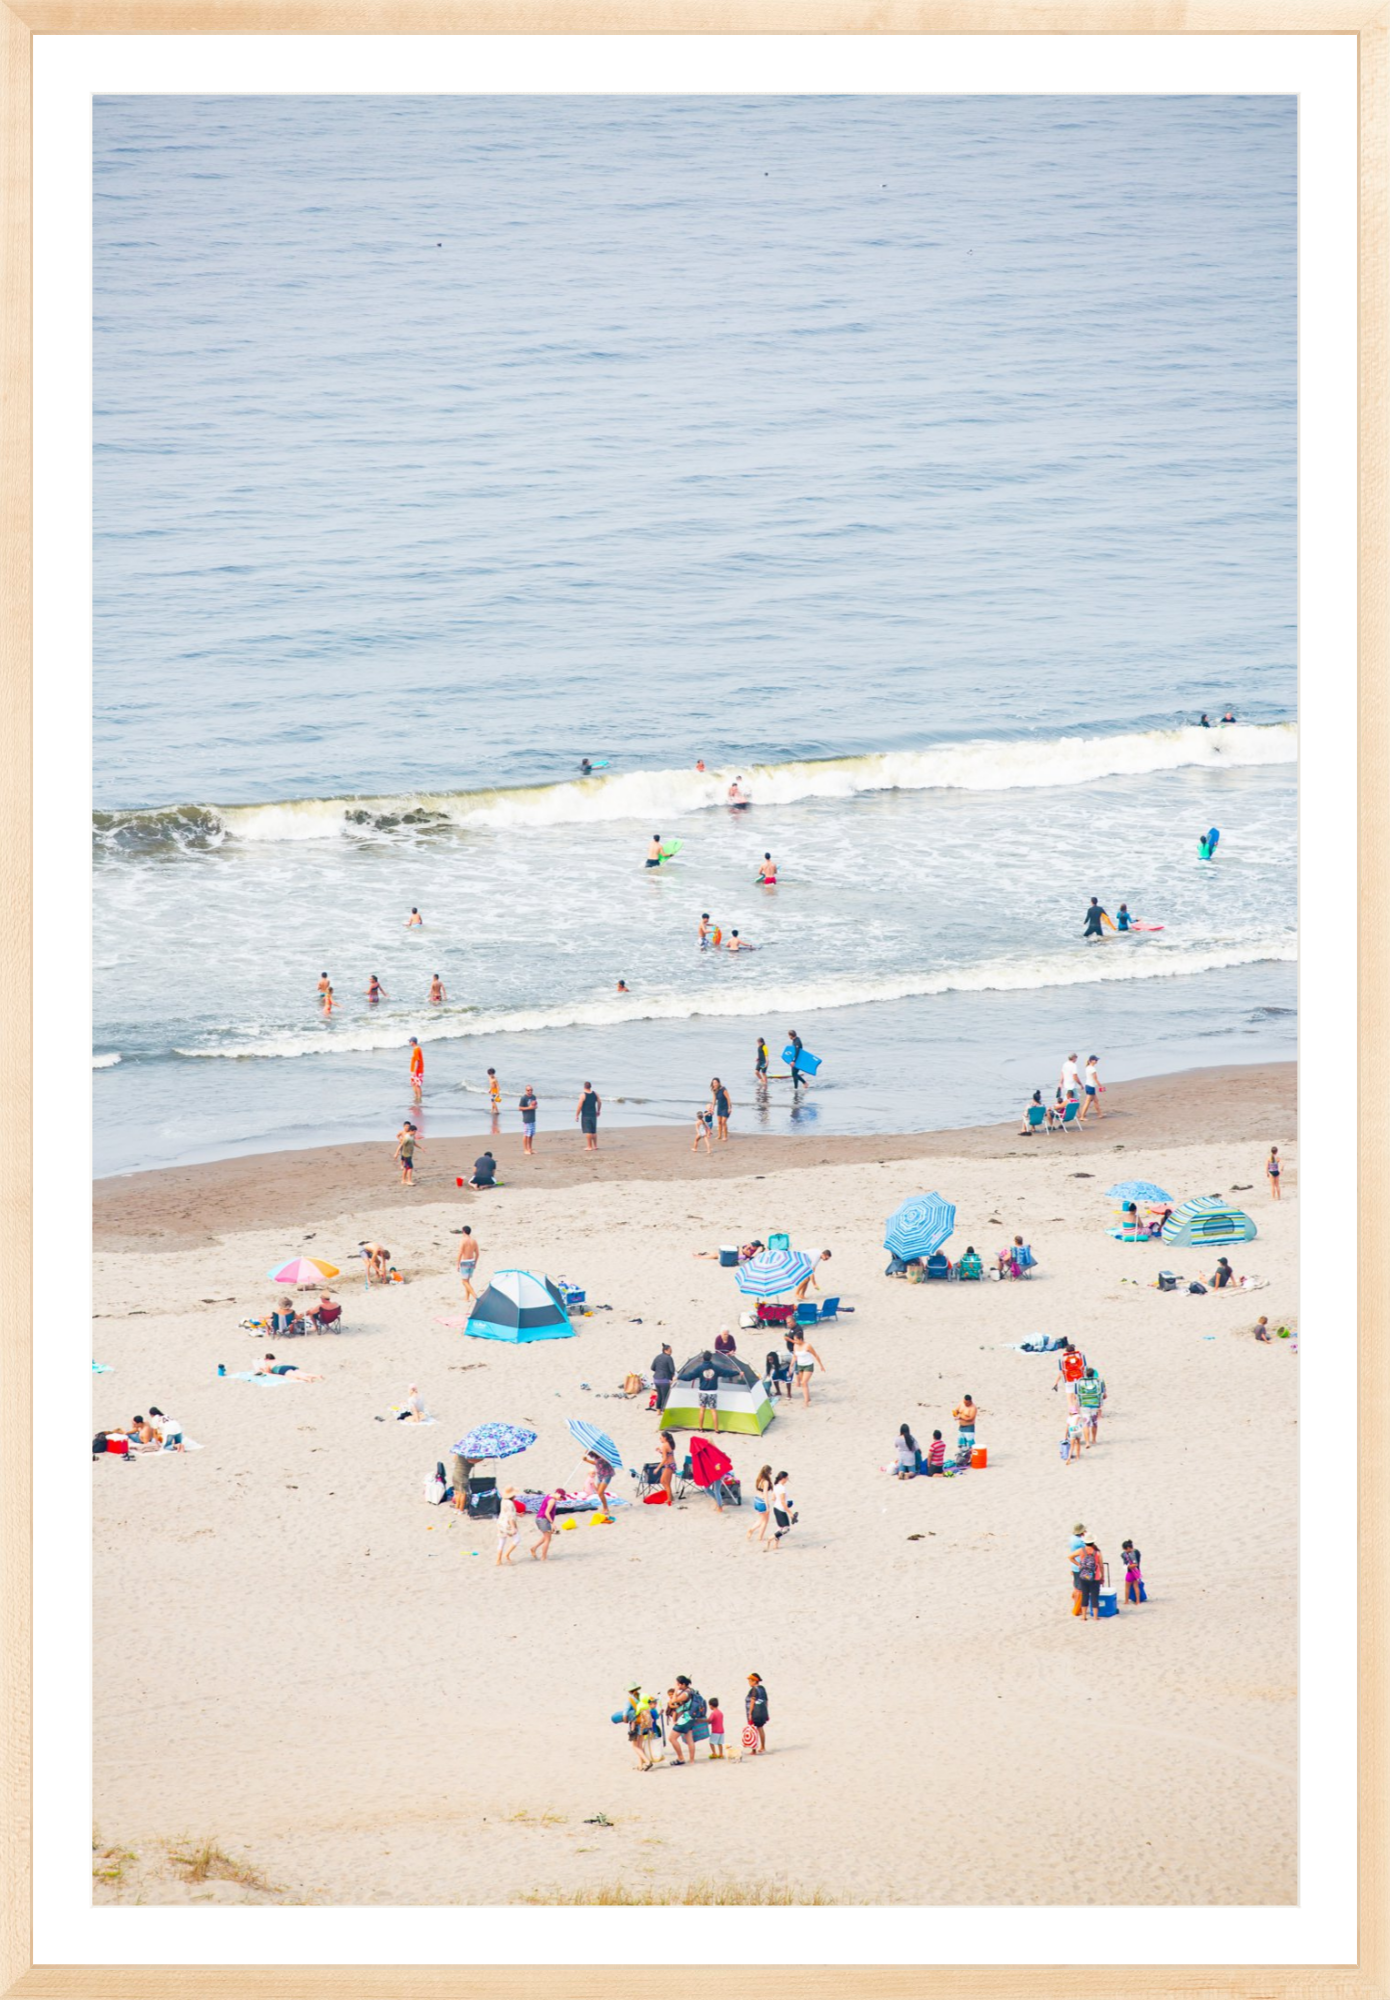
[1099,1590,1118,1618]
[718,1246,739,1268]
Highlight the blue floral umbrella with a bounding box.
[452,1422,537,1461]
[884,1193,956,1261]
[734,1248,815,1298]
[1105,1180,1172,1204]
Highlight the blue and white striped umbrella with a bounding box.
[566,1418,623,1470]
[452,1422,537,1462]
[734,1248,815,1298]
[1105,1180,1172,1204]
[884,1193,956,1261]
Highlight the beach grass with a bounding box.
[167,1837,278,1893]
[519,1879,842,1905]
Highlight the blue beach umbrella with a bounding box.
[1105,1180,1172,1205]
[884,1193,956,1261]
[734,1248,815,1298]
[566,1418,624,1470]
[453,1422,537,1462]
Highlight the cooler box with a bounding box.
[1099,1591,1118,1618]
[970,1446,988,1469]
[718,1246,739,1268]
[560,1286,585,1308]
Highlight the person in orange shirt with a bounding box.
[408,1037,424,1100]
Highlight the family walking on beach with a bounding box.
[619,1673,770,1770]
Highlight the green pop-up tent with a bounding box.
[661,1352,774,1435]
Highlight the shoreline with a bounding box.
[94,1059,1295,1248]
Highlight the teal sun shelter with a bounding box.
[465,1269,576,1343]
[1160,1198,1257,1248]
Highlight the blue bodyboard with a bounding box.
[782,1045,821,1074]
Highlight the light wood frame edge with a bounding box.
[0,6,1384,1996]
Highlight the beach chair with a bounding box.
[956,1254,983,1282]
[767,1232,791,1251]
[794,1302,819,1326]
[817,1296,841,1320]
[1051,1101,1081,1134]
[635,1460,688,1502]
[1022,1105,1046,1134]
[925,1252,951,1281]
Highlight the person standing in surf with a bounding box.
[786,1029,805,1089]
[1082,897,1109,939]
[646,835,664,869]
[408,1037,424,1100]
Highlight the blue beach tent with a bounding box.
[465,1270,575,1343]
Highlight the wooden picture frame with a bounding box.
[2,8,1384,1996]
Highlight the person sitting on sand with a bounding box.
[894,1425,919,1479]
[468,1151,498,1189]
[1254,1315,1272,1341]
[1146,1206,1172,1238]
[147,1405,183,1451]
[129,1414,163,1452]
[396,1383,427,1422]
[257,1353,324,1381]
[714,1327,737,1356]
[308,1292,341,1331]
[923,1431,946,1476]
[1211,1257,1236,1290]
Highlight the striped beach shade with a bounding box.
[734,1248,815,1298]
[1105,1180,1172,1205]
[566,1419,623,1471]
[884,1194,956,1261]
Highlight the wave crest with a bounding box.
[97,722,1296,853]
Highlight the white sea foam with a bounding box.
[92,1053,122,1068]
[174,933,1295,1060]
[99,723,1297,850]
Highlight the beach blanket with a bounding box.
[153,1438,203,1452]
[92,1360,113,1374]
[1000,1335,1065,1353]
[389,1407,438,1425]
[229,1370,289,1386]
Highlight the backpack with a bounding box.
[1062,1351,1085,1381]
[685,1689,708,1723]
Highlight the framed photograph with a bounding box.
[2,8,1384,1997]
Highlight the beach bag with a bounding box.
[1188,1282,1207,1295]
[424,1465,447,1505]
[623,1373,644,1397]
[1059,1438,1072,1461]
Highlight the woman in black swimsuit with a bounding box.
[711,1077,730,1142]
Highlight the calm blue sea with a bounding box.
[93,95,1297,1175]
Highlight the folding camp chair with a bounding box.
[817,1296,841,1320]
[635,1460,688,1502]
[767,1232,791,1251]
[794,1302,819,1326]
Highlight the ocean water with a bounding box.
[93,95,1297,1175]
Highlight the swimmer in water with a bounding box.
[646,835,664,869]
[757,852,777,884]
[727,778,749,808]
[321,984,336,1014]
[366,975,388,1000]
[1082,897,1109,939]
[1115,905,1132,932]
[428,974,446,1004]
[1221,706,1237,724]
[727,930,756,953]
[487,1067,501,1114]
[1198,713,1211,728]
[579,758,593,776]
[317,972,332,1001]
[695,759,706,773]
[405,907,422,928]
[698,913,711,947]
[616,979,631,993]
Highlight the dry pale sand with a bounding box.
[92,1062,1297,1906]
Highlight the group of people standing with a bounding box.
[619,1673,771,1770]
[1070,1525,1145,1620]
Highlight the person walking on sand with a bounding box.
[745,1673,770,1752]
[651,1343,675,1413]
[494,1487,521,1565]
[1059,1052,1081,1099]
[747,1463,775,1541]
[1266,1145,1282,1200]
[519,1084,538,1155]
[394,1121,420,1186]
[789,1330,825,1405]
[691,1103,713,1153]
[530,1488,561,1561]
[408,1037,424,1100]
[766,1472,795,1551]
[455,1224,480,1303]
[624,1687,656,1771]
[576,1081,601,1150]
[1081,1054,1103,1122]
[428,973,446,1004]
[711,1077,731,1142]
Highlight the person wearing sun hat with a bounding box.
[623,1685,657,1770]
[494,1486,521,1566]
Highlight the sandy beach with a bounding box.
[91,1061,1297,1906]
